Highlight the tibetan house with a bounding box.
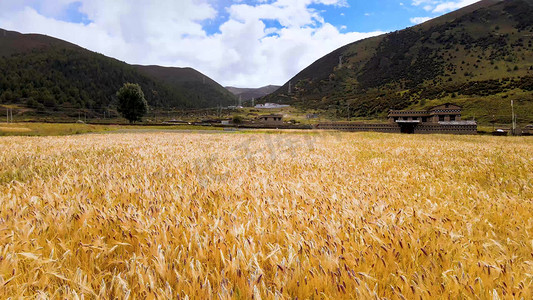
[317,104,477,134]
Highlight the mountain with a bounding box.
[264,0,533,124]
[135,65,237,108]
[225,85,281,101]
[0,29,236,112]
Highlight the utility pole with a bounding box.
[347,102,350,120]
[10,108,13,122]
[288,82,292,95]
[511,99,516,135]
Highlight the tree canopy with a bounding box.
[117,83,148,123]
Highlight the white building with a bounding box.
[254,103,290,109]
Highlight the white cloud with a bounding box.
[0,0,383,87]
[410,16,432,24]
[432,0,478,13]
[411,0,479,13]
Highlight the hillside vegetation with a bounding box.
[0,29,236,111]
[0,132,531,298]
[265,0,533,124]
[136,65,237,108]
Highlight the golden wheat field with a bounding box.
[0,131,532,299]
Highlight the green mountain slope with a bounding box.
[0,29,235,111]
[135,65,237,108]
[265,0,533,124]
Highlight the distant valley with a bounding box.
[225,85,281,102]
[2,0,533,125]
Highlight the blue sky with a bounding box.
[201,0,446,36]
[0,0,479,87]
[203,0,476,35]
[61,2,91,25]
[314,1,416,32]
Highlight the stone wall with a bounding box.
[316,123,401,133]
[414,124,477,134]
[316,122,477,134]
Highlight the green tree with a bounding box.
[232,115,243,124]
[116,83,148,123]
